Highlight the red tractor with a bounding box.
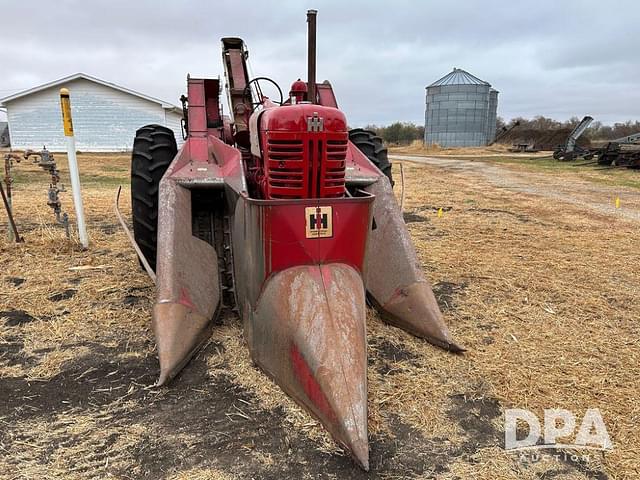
[121,10,461,470]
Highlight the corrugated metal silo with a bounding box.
[424,68,499,147]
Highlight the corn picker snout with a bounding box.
[121,10,462,470]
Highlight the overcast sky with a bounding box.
[1,0,638,126]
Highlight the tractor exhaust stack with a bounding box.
[307,9,317,103]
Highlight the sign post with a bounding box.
[4,155,15,242]
[59,88,88,248]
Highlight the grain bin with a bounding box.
[424,68,498,147]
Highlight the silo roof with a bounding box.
[428,68,490,87]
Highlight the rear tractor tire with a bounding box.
[131,124,177,272]
[349,128,393,185]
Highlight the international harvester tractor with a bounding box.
[118,10,462,470]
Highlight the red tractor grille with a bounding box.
[265,133,346,199]
[266,139,305,198]
[322,138,347,197]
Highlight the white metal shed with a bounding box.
[0,73,183,152]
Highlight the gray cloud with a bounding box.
[1,0,638,126]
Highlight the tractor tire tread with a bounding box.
[131,124,177,271]
[132,170,153,183]
[133,151,153,161]
[149,143,173,151]
[349,129,393,185]
[132,193,154,208]
[149,161,172,173]
[133,217,155,232]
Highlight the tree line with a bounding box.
[362,117,640,145]
[495,116,638,141]
[362,122,424,145]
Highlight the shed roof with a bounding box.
[428,68,490,87]
[0,73,180,111]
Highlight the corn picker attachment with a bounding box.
[120,10,462,470]
[550,115,640,168]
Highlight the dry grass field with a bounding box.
[388,140,548,157]
[0,152,638,479]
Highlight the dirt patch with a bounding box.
[403,211,429,223]
[555,455,610,480]
[123,295,143,306]
[367,415,456,476]
[481,336,495,345]
[370,339,420,376]
[126,285,154,294]
[6,276,26,287]
[99,223,119,234]
[432,282,467,312]
[48,289,77,302]
[375,339,417,363]
[0,339,469,480]
[121,286,153,307]
[1,309,37,326]
[0,335,35,367]
[125,384,455,480]
[0,343,156,421]
[536,468,577,479]
[417,205,453,213]
[447,393,501,449]
[470,207,532,223]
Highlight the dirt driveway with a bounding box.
[392,154,640,222]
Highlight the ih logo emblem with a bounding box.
[305,206,333,238]
[307,113,324,132]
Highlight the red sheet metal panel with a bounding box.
[231,194,373,309]
[259,104,348,199]
[187,78,207,137]
[262,198,371,277]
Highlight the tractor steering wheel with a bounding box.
[243,77,284,112]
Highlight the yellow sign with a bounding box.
[60,89,74,136]
[305,206,333,238]
[615,196,620,209]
